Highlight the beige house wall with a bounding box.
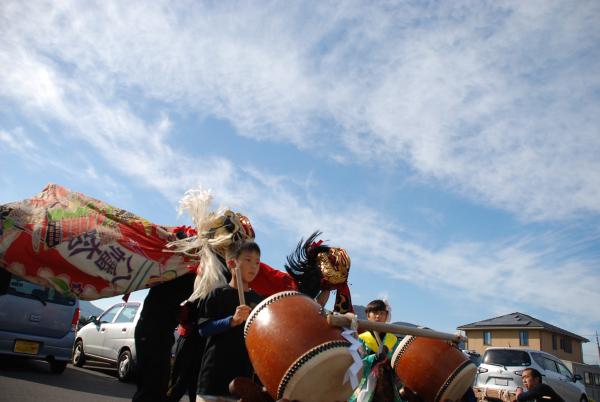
[539,330,583,363]
[464,329,540,356]
[464,329,583,363]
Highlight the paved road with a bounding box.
[0,356,136,401]
[0,356,195,401]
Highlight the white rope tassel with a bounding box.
[166,189,214,257]
[186,245,227,302]
[383,298,392,322]
[178,188,214,228]
[166,188,228,302]
[341,327,363,390]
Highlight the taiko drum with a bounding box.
[390,335,477,402]
[244,291,360,402]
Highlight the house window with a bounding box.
[559,336,572,353]
[519,330,529,346]
[552,334,557,350]
[594,373,600,386]
[584,372,592,385]
[483,331,492,345]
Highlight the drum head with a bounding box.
[244,290,301,338]
[280,343,360,402]
[390,335,414,368]
[391,335,477,402]
[437,361,477,402]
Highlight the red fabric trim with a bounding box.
[249,262,297,297]
[172,225,197,237]
[177,323,192,337]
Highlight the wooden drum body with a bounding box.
[244,291,360,402]
[390,335,476,402]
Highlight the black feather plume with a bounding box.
[285,230,329,298]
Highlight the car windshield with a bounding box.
[8,276,76,306]
[484,349,531,367]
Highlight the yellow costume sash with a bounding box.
[358,331,398,355]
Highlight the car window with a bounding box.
[99,305,122,323]
[483,349,531,366]
[556,361,572,378]
[115,304,139,323]
[7,276,76,306]
[531,352,546,368]
[542,357,559,373]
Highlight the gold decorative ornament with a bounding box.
[318,247,350,285]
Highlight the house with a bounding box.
[563,362,600,401]
[457,312,589,363]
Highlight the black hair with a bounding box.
[227,240,261,260]
[523,368,542,381]
[365,299,387,314]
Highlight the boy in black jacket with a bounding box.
[195,241,264,402]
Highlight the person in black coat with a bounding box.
[166,300,206,402]
[132,272,196,402]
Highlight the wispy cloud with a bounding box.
[0,127,40,154]
[3,1,600,220]
[1,0,599,332]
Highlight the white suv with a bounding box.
[72,301,141,381]
[474,347,587,402]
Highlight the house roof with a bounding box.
[457,312,589,342]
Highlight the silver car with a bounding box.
[474,347,588,402]
[0,271,79,374]
[73,301,141,381]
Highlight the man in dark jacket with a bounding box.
[516,368,565,402]
[132,273,195,402]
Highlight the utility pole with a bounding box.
[596,331,600,363]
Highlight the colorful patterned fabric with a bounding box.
[0,184,197,300]
[349,350,404,402]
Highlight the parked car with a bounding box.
[474,347,588,402]
[73,301,141,381]
[0,271,79,374]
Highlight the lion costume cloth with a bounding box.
[0,184,353,312]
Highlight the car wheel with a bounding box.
[72,339,86,367]
[117,349,135,382]
[49,359,68,374]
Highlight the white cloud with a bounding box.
[366,230,600,322]
[1,0,599,328]
[0,128,39,154]
[3,1,600,220]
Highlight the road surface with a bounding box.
[0,356,195,402]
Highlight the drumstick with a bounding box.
[372,330,383,346]
[327,314,466,343]
[235,267,245,305]
[372,330,384,353]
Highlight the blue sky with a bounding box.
[1,1,599,364]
